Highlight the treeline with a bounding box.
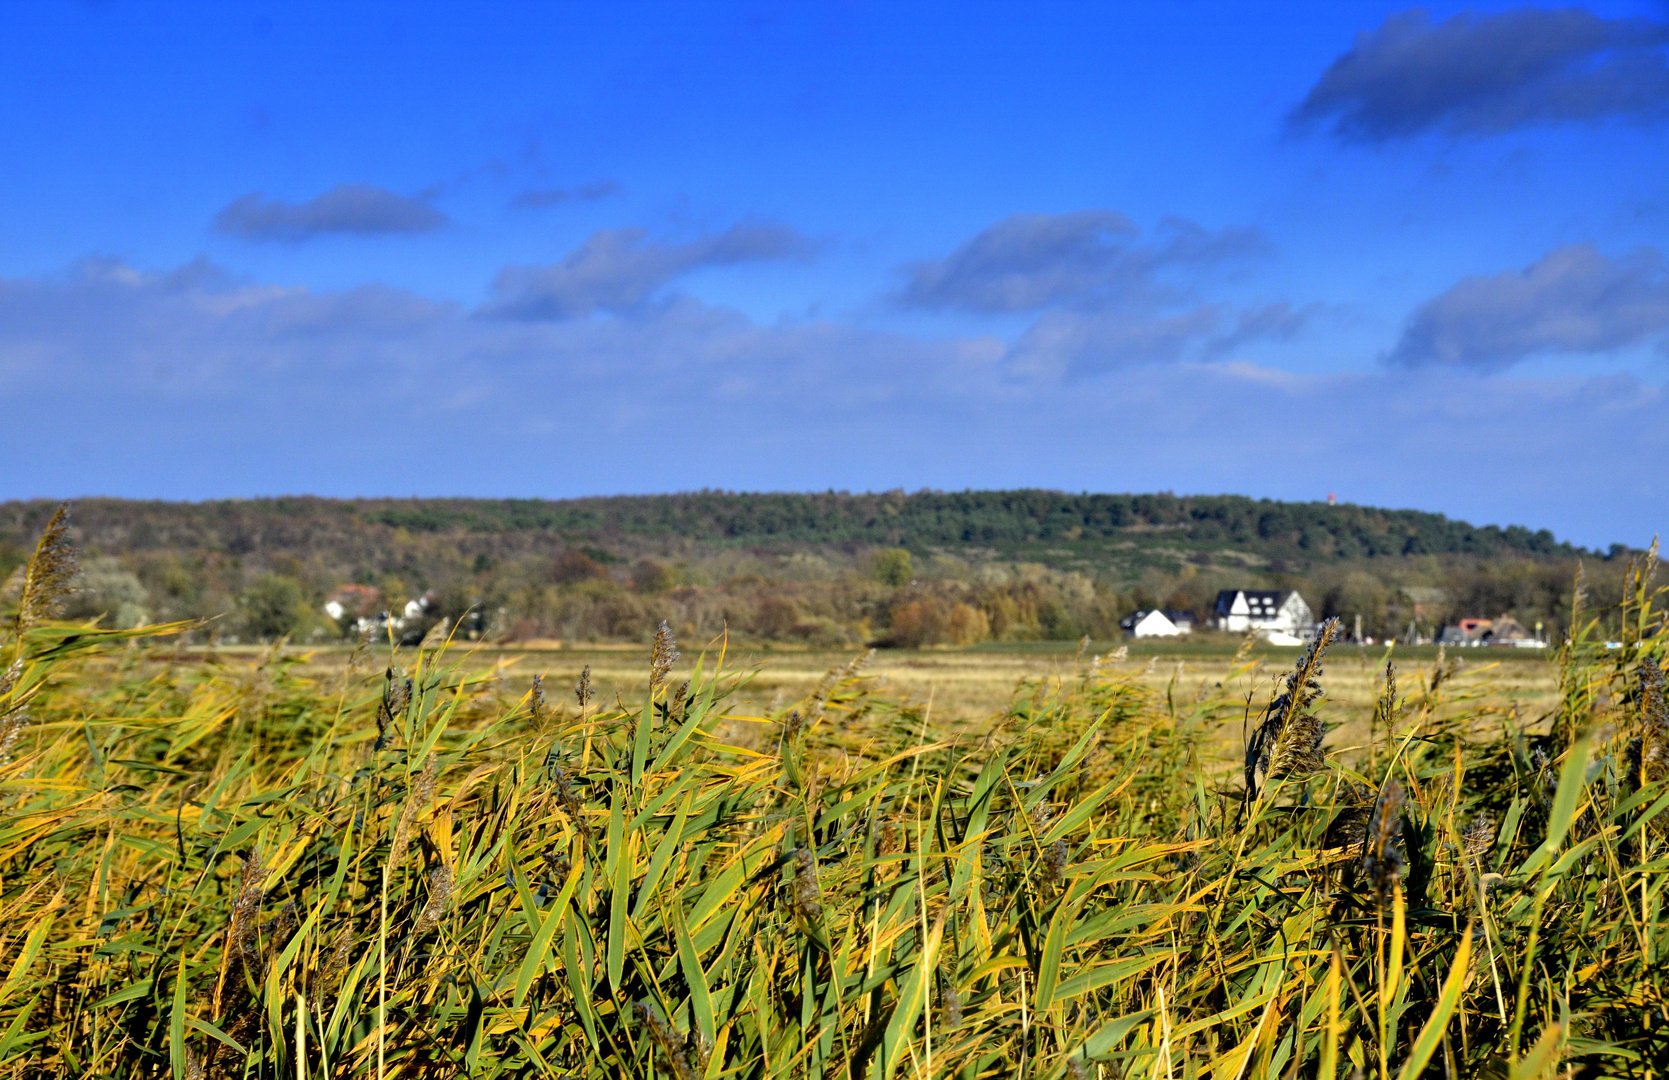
[0,494,1635,647]
[0,490,1585,563]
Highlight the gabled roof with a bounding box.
[1214,589,1293,617]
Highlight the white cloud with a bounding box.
[0,255,1661,547]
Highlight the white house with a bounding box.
[1214,590,1313,635]
[1120,609,1190,638]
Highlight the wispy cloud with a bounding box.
[212,183,447,241]
[1293,6,1669,141]
[482,222,819,320]
[1390,244,1669,370]
[0,254,1662,545]
[894,211,1296,376]
[895,211,1266,313]
[509,179,623,209]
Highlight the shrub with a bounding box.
[872,546,913,587]
[238,573,308,641]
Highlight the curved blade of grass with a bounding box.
[1394,926,1472,1080]
[1521,738,1590,879]
[873,905,946,1080]
[169,954,187,1080]
[675,907,715,1045]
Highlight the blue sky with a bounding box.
[3,1,1668,548]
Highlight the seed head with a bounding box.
[1361,780,1406,905]
[389,759,437,874]
[550,767,590,844]
[792,846,822,921]
[376,668,411,751]
[1636,658,1668,790]
[1461,814,1496,860]
[1245,618,1340,802]
[529,674,548,724]
[414,864,455,935]
[1042,839,1069,889]
[310,929,357,1009]
[574,665,593,709]
[0,712,30,766]
[214,846,269,1018]
[941,987,963,1029]
[650,621,680,687]
[15,503,78,634]
[633,1001,696,1080]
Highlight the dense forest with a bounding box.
[0,491,1637,647]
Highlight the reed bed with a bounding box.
[0,515,1665,1078]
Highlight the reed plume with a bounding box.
[574,665,593,708]
[1362,780,1406,905]
[941,987,963,1029]
[309,929,358,1009]
[14,503,78,635]
[1244,617,1340,804]
[1040,838,1069,893]
[550,766,591,844]
[213,846,269,1018]
[1461,814,1497,860]
[413,864,454,935]
[634,1001,698,1080]
[375,667,411,751]
[389,759,437,874]
[1634,658,1667,791]
[0,710,29,766]
[791,846,822,921]
[650,621,679,687]
[529,673,548,724]
[1373,659,1398,734]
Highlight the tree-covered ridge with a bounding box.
[1,490,1582,562]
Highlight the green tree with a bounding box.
[240,574,308,642]
[873,548,913,587]
[631,558,675,593]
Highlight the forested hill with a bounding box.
[0,490,1580,567]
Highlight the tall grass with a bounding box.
[0,522,1665,1077]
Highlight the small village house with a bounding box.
[323,584,381,623]
[1213,590,1313,636]
[1437,616,1544,647]
[1120,609,1195,638]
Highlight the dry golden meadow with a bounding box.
[0,509,1664,1078]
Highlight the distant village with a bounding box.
[1118,588,1548,647]
[323,579,1548,650]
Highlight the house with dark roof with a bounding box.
[1213,590,1313,635]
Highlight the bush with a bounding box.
[887,597,989,646]
[238,573,308,641]
[630,558,675,593]
[872,547,913,587]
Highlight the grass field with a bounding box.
[0,512,1664,1079]
[249,638,1560,767]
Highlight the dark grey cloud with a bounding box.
[1293,7,1669,141]
[213,183,447,241]
[896,211,1268,314]
[1390,244,1669,370]
[483,221,818,320]
[510,179,623,209]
